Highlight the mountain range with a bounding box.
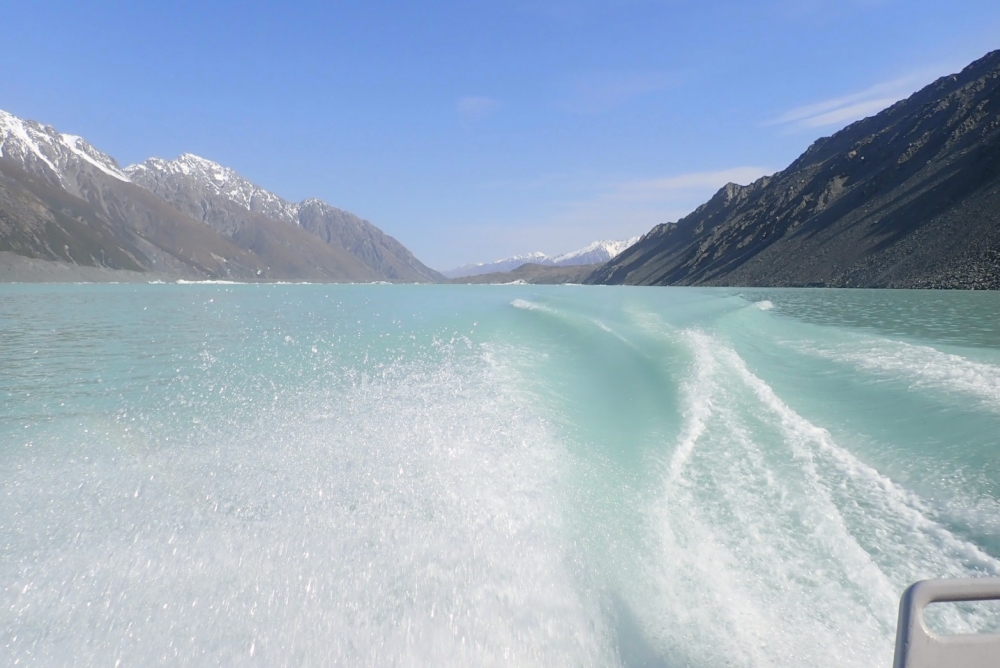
[0,110,442,282]
[4,48,999,289]
[444,237,639,279]
[588,50,1000,290]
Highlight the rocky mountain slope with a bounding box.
[0,113,267,279]
[0,110,437,282]
[589,50,1000,289]
[126,155,442,282]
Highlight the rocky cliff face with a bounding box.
[125,154,301,233]
[0,113,270,280]
[295,199,443,282]
[589,50,1000,289]
[0,109,131,193]
[126,155,443,283]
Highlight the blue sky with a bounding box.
[2,1,999,270]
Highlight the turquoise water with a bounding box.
[2,284,1000,666]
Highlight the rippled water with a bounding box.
[2,284,999,666]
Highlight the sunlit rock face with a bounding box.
[590,50,1000,290]
[127,155,443,283]
[0,108,440,283]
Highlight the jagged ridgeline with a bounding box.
[0,112,442,282]
[588,50,1000,289]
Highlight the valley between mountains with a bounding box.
[3,48,1000,288]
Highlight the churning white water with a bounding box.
[2,284,999,666]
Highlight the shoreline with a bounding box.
[3,252,997,289]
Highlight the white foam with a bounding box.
[6,286,999,667]
[0,340,613,665]
[664,332,716,486]
[754,300,774,311]
[510,298,553,313]
[798,337,1000,410]
[718,335,1000,570]
[590,318,643,352]
[624,317,1000,666]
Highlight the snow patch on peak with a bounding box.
[126,154,301,225]
[550,236,640,265]
[60,133,130,182]
[178,152,219,167]
[175,153,233,180]
[443,252,549,279]
[0,108,130,184]
[0,110,61,177]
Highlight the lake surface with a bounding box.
[2,283,999,666]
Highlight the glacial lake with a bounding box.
[2,283,999,666]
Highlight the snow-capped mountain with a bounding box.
[0,107,440,282]
[0,109,277,279]
[444,252,548,278]
[443,236,640,279]
[550,237,641,265]
[0,109,130,193]
[126,154,300,225]
[126,154,443,283]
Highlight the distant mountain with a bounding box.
[126,155,443,283]
[444,252,548,279]
[588,50,1000,289]
[444,236,639,278]
[0,109,439,282]
[551,237,640,266]
[448,262,600,285]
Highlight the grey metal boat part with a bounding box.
[893,578,1000,668]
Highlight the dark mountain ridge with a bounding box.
[588,50,1000,289]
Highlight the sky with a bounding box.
[1,1,999,270]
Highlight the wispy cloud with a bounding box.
[563,71,676,113]
[601,167,773,203]
[767,68,949,130]
[554,166,773,238]
[457,96,499,125]
[442,165,773,266]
